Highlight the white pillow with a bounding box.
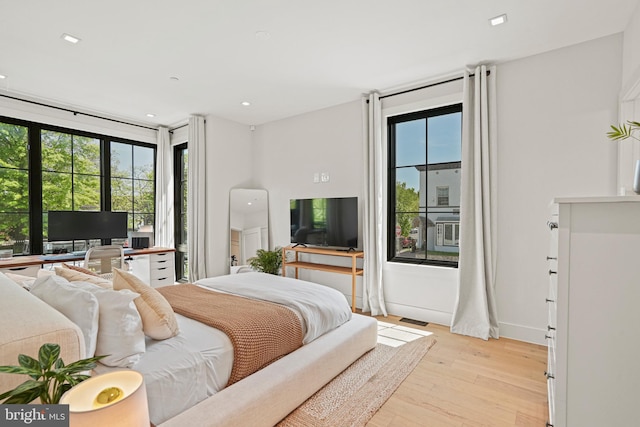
[30,275,99,358]
[72,281,145,368]
[4,272,37,290]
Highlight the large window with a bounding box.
[0,116,156,255]
[387,104,462,267]
[174,143,188,281]
[0,122,30,254]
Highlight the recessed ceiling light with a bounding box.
[241,101,251,107]
[247,202,252,206]
[489,14,507,26]
[169,76,179,81]
[146,113,156,118]
[255,31,271,40]
[61,33,81,44]
[0,74,6,79]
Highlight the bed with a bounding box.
[6,269,378,426]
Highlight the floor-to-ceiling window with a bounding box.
[173,143,188,281]
[0,116,156,255]
[0,121,30,254]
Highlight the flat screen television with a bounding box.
[290,197,358,250]
[48,211,128,241]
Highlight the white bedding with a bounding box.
[196,272,352,344]
[97,272,353,425]
[95,313,233,425]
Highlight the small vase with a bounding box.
[634,160,640,195]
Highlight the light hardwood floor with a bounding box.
[366,315,548,427]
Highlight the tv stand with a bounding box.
[282,245,364,312]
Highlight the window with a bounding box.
[436,186,449,206]
[387,104,462,267]
[0,121,30,255]
[0,116,156,255]
[174,143,188,281]
[110,142,156,233]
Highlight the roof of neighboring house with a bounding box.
[435,216,460,222]
[415,161,461,172]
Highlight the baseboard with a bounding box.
[498,321,547,346]
[380,302,453,327]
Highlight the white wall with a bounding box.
[252,101,365,301]
[496,34,621,343]
[251,34,623,344]
[200,115,254,276]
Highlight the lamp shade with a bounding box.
[60,370,149,427]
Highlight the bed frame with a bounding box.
[159,313,378,427]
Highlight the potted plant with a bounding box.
[248,247,283,275]
[607,120,640,194]
[0,343,105,404]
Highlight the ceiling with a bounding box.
[0,0,638,128]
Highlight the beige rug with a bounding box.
[277,336,436,427]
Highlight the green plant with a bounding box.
[0,343,105,404]
[607,120,640,142]
[248,247,283,275]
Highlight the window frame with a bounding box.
[173,142,188,281]
[386,103,462,268]
[0,115,156,255]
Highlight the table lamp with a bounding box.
[60,370,149,427]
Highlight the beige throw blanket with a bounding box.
[157,284,303,386]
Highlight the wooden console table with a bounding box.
[282,245,364,312]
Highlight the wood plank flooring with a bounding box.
[366,315,548,427]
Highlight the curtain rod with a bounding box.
[0,93,159,132]
[378,70,489,100]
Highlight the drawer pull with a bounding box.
[547,326,556,331]
[545,334,553,340]
[546,256,557,260]
[547,423,554,427]
[156,260,167,264]
[546,298,555,303]
[547,221,558,230]
[157,267,167,271]
[544,371,555,379]
[548,270,557,275]
[9,267,27,271]
[158,277,168,281]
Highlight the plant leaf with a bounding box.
[2,388,42,404]
[38,344,60,371]
[0,365,42,377]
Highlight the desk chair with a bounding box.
[84,245,125,280]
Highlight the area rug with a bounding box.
[277,336,436,427]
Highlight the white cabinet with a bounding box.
[129,251,175,288]
[549,196,640,427]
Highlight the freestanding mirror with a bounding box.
[229,189,269,273]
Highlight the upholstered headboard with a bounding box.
[0,273,84,395]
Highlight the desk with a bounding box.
[0,247,176,287]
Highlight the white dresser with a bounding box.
[129,250,176,288]
[547,196,640,426]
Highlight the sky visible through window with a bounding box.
[395,112,461,190]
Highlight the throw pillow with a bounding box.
[30,275,99,358]
[55,266,112,289]
[112,268,179,340]
[74,281,146,368]
[4,272,37,290]
[61,262,99,276]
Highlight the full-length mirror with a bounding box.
[229,189,269,273]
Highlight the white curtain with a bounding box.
[362,93,388,316]
[187,115,208,282]
[154,126,174,248]
[450,65,499,340]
